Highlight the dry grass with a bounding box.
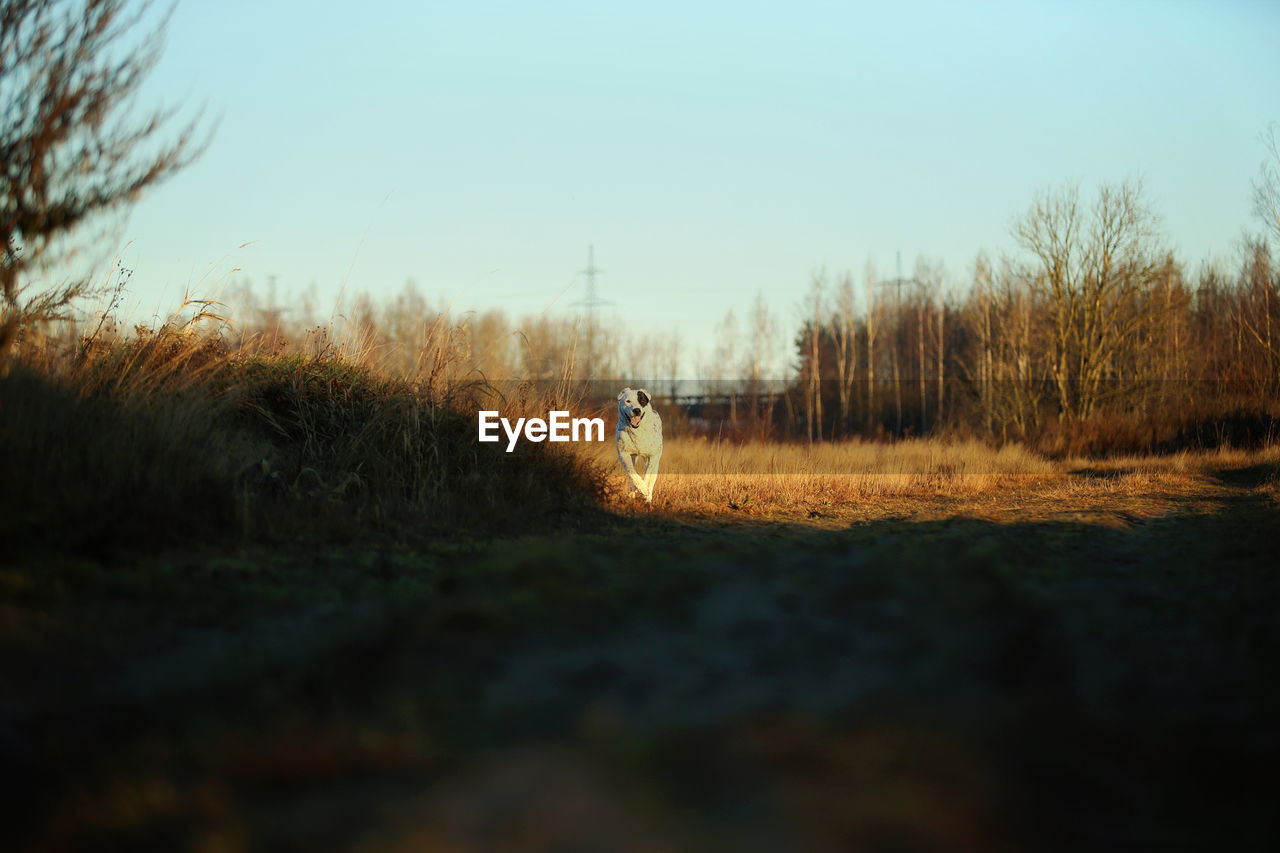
[584,437,1057,514]
[1,306,606,551]
[585,437,1278,525]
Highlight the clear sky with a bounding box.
[113,0,1279,374]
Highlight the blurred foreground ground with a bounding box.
[2,456,1278,851]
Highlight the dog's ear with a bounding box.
[617,388,630,402]
[637,389,650,408]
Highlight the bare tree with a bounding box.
[713,308,738,423]
[936,292,945,423]
[961,253,1045,438]
[804,270,824,442]
[661,326,681,402]
[912,259,939,430]
[970,252,995,433]
[863,258,878,428]
[1,0,207,368]
[623,330,651,382]
[830,271,857,436]
[1244,127,1280,387]
[1236,237,1279,389]
[745,291,775,384]
[516,314,580,381]
[1012,179,1163,420]
[888,288,902,433]
[1254,123,1280,247]
[746,290,776,437]
[1002,263,1043,436]
[466,308,517,379]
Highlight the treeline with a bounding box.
[54,180,1277,455]
[785,182,1280,454]
[202,277,684,396]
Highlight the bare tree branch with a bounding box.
[1254,123,1280,246]
[1011,179,1164,420]
[0,0,209,369]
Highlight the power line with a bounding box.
[571,244,612,377]
[878,250,919,301]
[571,243,612,316]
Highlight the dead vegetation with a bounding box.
[586,437,1279,528]
[1,303,606,553]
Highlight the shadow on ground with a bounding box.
[2,472,1278,851]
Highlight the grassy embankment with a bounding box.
[2,318,606,554]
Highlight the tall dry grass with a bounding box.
[1,294,607,552]
[582,437,1059,514]
[586,437,1280,519]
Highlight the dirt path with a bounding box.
[4,465,1278,851]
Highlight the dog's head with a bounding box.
[617,387,652,429]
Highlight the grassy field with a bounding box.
[2,329,1279,851]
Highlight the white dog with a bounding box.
[616,387,663,502]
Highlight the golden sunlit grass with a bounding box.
[586,438,1279,526]
[587,437,1052,511]
[586,438,1039,512]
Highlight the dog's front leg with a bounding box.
[618,452,647,496]
[642,453,660,502]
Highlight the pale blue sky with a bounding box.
[116,0,1279,373]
